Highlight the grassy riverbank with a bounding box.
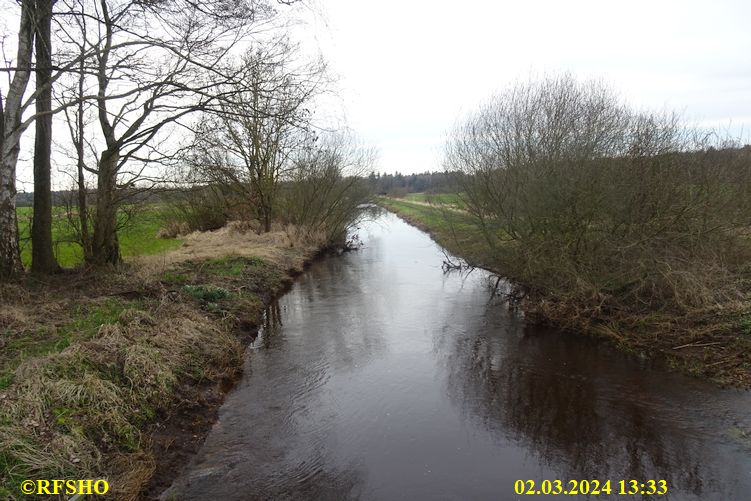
[380,196,751,388]
[0,224,323,500]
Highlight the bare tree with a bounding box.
[2,0,307,275]
[31,0,60,273]
[58,43,94,260]
[280,131,374,246]
[189,36,326,232]
[55,0,283,265]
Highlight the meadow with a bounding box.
[16,205,183,268]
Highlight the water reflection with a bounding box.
[251,300,283,349]
[163,211,751,501]
[440,286,750,499]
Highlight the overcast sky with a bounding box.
[304,0,751,174]
[8,0,751,188]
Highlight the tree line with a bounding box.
[367,170,459,196]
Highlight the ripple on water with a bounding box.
[162,211,751,501]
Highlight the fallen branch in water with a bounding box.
[441,249,473,272]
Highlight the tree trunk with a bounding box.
[0,164,23,278]
[0,0,35,280]
[90,149,121,266]
[75,58,91,261]
[262,205,271,232]
[257,180,272,233]
[31,0,59,273]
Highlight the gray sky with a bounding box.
[306,0,751,174]
[8,0,751,189]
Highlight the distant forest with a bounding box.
[367,171,460,196]
[16,170,460,208]
[16,170,464,207]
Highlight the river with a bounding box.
[161,210,751,500]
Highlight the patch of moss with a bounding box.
[202,256,266,277]
[0,372,14,390]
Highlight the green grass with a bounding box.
[119,208,183,258]
[165,256,279,315]
[0,297,140,411]
[0,450,28,501]
[16,205,183,268]
[1,298,138,373]
[161,257,268,286]
[202,256,254,277]
[740,314,751,335]
[162,270,189,285]
[61,298,140,341]
[181,284,230,303]
[404,192,465,207]
[0,373,14,390]
[0,220,315,498]
[158,255,284,321]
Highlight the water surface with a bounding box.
[163,211,751,500]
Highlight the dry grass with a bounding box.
[132,222,316,284]
[0,307,33,334]
[0,222,325,499]
[0,302,243,499]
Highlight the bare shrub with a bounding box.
[162,186,233,233]
[445,74,751,315]
[279,132,374,248]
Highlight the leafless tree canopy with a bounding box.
[184,36,327,232]
[445,75,751,313]
[280,131,374,246]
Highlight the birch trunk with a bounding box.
[0,0,35,279]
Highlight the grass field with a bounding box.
[403,192,465,208]
[16,205,183,268]
[0,224,318,499]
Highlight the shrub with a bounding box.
[162,186,232,234]
[445,74,751,315]
[279,132,373,248]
